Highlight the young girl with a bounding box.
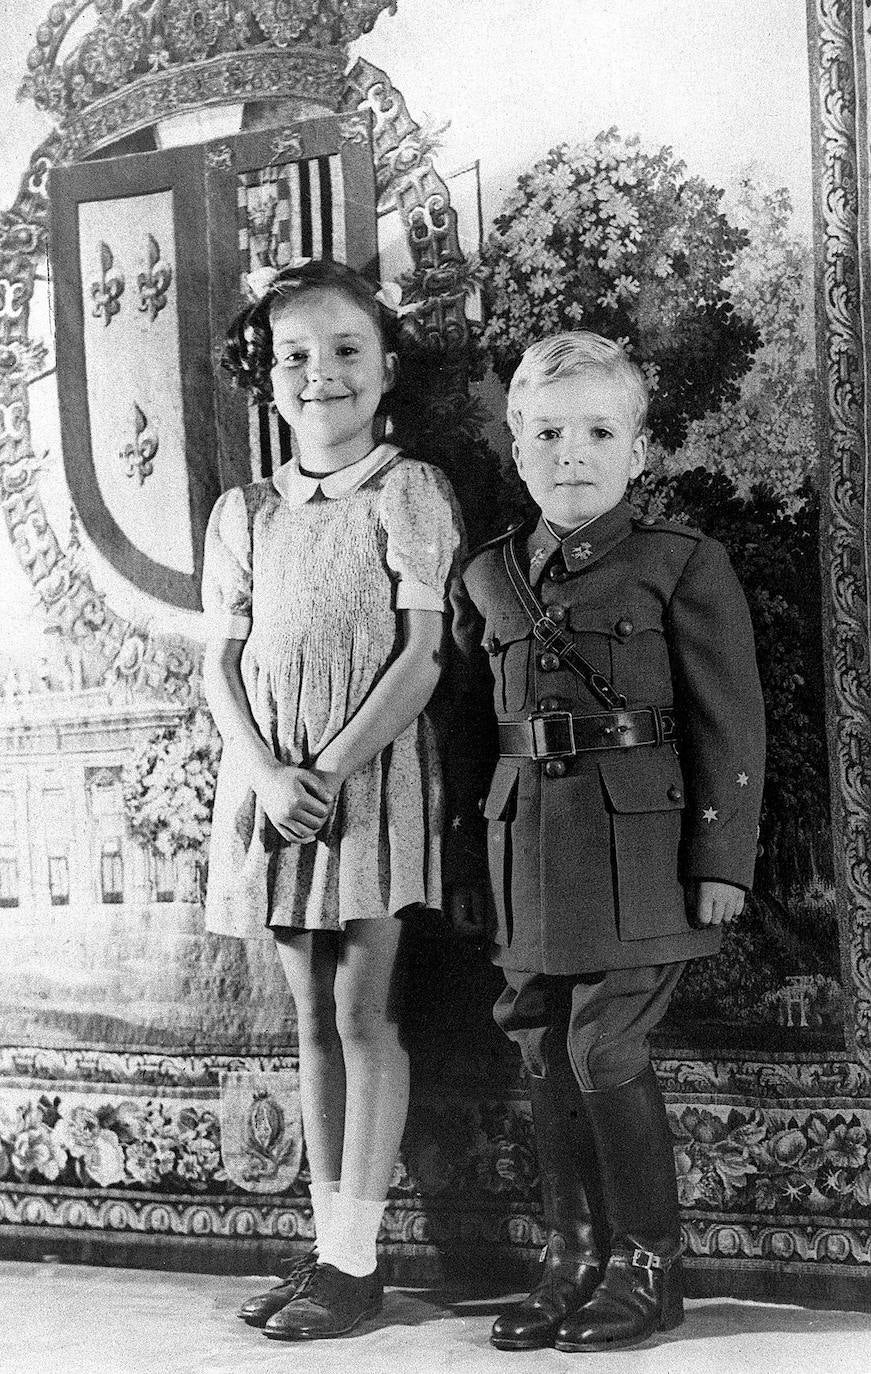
[201,259,464,1341]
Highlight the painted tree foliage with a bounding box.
[652,173,817,506]
[478,128,759,450]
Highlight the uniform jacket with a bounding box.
[449,499,766,976]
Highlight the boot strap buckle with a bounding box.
[630,1246,665,1271]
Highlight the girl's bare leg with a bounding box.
[332,917,409,1200]
[273,929,345,1185]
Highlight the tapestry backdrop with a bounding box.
[0,0,868,1310]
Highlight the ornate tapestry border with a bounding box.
[807,1,871,1068]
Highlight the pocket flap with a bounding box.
[598,749,685,814]
[483,600,532,650]
[567,604,663,639]
[483,762,520,820]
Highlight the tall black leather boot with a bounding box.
[490,1059,608,1351]
[555,1064,684,1353]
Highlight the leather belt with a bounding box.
[498,707,677,761]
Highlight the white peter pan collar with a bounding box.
[271,442,401,507]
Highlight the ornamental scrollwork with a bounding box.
[809,0,871,1073]
[19,0,398,120]
[341,57,472,357]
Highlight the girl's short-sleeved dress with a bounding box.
[201,443,464,938]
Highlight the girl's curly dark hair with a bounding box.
[221,258,399,406]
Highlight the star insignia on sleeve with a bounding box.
[702,806,719,824]
[451,816,463,831]
[737,772,749,787]
[568,542,593,563]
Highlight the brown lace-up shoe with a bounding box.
[263,1262,383,1340]
[237,1247,319,1327]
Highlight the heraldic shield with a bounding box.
[48,113,378,611]
[219,1069,303,1193]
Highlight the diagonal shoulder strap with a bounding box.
[503,535,627,711]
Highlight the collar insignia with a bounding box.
[567,541,593,563]
[529,546,549,578]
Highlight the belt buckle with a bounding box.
[631,1246,664,1271]
[530,711,576,760]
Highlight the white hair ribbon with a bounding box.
[244,265,280,301]
[374,281,404,312]
[244,258,313,302]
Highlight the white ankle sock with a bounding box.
[317,1192,386,1277]
[308,1179,340,1253]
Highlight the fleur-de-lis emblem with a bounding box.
[91,241,125,326]
[120,404,158,484]
[137,234,173,321]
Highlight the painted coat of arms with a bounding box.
[48,114,378,612]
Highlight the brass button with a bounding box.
[538,652,560,672]
[539,697,562,711]
[616,618,634,638]
[544,759,566,779]
[667,785,683,802]
[548,565,565,581]
[547,604,567,624]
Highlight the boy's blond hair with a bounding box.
[506,332,649,439]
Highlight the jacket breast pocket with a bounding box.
[598,749,689,942]
[483,763,519,945]
[566,604,672,704]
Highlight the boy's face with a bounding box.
[512,367,647,529]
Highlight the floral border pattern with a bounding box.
[1,1075,870,1275]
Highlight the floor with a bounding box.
[1,1261,870,1374]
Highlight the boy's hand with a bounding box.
[691,880,745,926]
[258,763,336,844]
[449,886,486,940]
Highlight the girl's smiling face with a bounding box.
[269,288,396,468]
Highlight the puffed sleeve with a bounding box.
[379,460,465,611]
[201,487,252,640]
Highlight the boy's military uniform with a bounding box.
[450,497,766,1354]
[453,497,765,975]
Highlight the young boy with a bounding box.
[449,332,765,1353]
